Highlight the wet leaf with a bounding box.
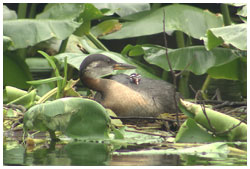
[114,142,229,159]
[24,97,111,139]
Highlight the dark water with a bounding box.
[3,131,247,166]
[3,140,181,166]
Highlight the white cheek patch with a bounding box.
[86,61,102,70]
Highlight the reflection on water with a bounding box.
[3,141,182,166]
[3,131,247,166]
[110,154,181,166]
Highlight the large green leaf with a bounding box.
[55,38,161,80]
[236,5,247,17]
[142,45,246,80]
[175,118,225,143]
[204,23,247,50]
[25,58,52,72]
[55,53,84,70]
[3,5,17,20]
[179,100,247,141]
[3,19,81,49]
[3,52,32,89]
[93,3,150,17]
[74,4,104,36]
[36,4,84,19]
[101,4,223,39]
[207,57,247,81]
[24,97,111,139]
[91,19,122,37]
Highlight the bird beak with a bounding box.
[113,63,136,70]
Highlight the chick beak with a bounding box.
[113,63,136,70]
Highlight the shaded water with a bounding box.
[3,131,247,166]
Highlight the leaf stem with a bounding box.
[163,10,180,127]
[175,30,185,48]
[58,37,69,53]
[17,3,27,19]
[86,32,109,51]
[28,3,38,18]
[37,88,58,104]
[38,51,62,99]
[176,31,190,98]
[62,57,68,89]
[201,75,211,100]
[221,4,232,26]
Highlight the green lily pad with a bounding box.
[24,97,111,139]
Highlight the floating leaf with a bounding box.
[24,97,111,139]
[114,142,229,159]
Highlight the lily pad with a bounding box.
[24,97,111,139]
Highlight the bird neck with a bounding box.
[81,75,110,92]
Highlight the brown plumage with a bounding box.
[79,54,180,117]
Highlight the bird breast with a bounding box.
[100,80,162,117]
